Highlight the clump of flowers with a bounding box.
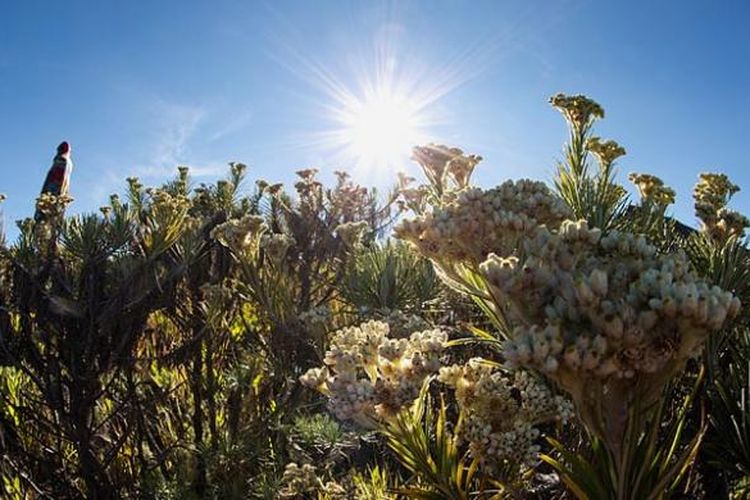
[335,220,369,247]
[410,144,482,192]
[300,320,447,427]
[34,192,74,221]
[629,172,676,207]
[32,193,75,245]
[210,214,266,250]
[395,180,572,268]
[549,93,605,131]
[279,463,349,499]
[586,137,626,168]
[439,359,572,477]
[693,172,749,240]
[279,462,321,498]
[395,144,573,332]
[481,219,740,439]
[149,189,190,212]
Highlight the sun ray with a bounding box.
[265,11,497,178]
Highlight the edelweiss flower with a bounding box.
[629,172,676,206]
[480,219,740,416]
[211,215,266,250]
[439,360,572,476]
[395,180,571,266]
[549,93,604,130]
[301,321,447,426]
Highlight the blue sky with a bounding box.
[2,0,749,239]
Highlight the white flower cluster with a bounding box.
[149,189,190,213]
[395,180,572,266]
[210,214,265,250]
[411,144,482,190]
[279,462,348,499]
[300,320,447,427]
[439,359,572,475]
[481,220,740,393]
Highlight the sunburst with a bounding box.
[331,79,427,171]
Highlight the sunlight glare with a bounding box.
[282,22,491,176]
[340,88,424,170]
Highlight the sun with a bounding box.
[338,88,425,170]
[292,29,484,174]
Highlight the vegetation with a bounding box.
[1,93,749,499]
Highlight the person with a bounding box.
[34,141,73,222]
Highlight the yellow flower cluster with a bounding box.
[34,192,74,221]
[439,359,572,474]
[586,137,626,167]
[481,220,740,396]
[300,320,447,427]
[629,173,676,206]
[693,172,748,239]
[549,93,604,130]
[395,180,572,266]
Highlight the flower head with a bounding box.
[629,172,676,206]
[439,360,572,475]
[549,93,604,130]
[301,321,447,426]
[395,180,571,266]
[586,137,626,167]
[211,215,266,251]
[694,172,748,239]
[481,220,740,406]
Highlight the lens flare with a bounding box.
[337,85,425,171]
[274,20,493,176]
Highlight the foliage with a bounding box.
[394,93,746,499]
[381,387,482,499]
[1,93,749,499]
[340,240,440,313]
[704,328,750,486]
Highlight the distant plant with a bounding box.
[292,413,346,449]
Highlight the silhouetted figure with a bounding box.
[34,141,73,222]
